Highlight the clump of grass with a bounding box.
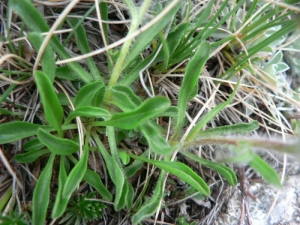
[0,0,299,224]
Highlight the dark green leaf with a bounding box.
[15,149,50,163]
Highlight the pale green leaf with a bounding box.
[74,81,105,108]
[28,32,55,83]
[37,128,79,155]
[173,42,210,138]
[34,71,63,136]
[32,153,55,224]
[52,157,69,219]
[62,146,89,199]
[65,106,111,124]
[249,154,281,188]
[129,154,210,196]
[84,170,112,201]
[95,96,170,129]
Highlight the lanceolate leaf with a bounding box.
[67,18,102,81]
[186,76,243,142]
[111,85,142,111]
[198,121,259,137]
[28,32,55,83]
[128,154,210,196]
[65,106,111,124]
[74,81,105,108]
[15,149,50,163]
[32,153,55,225]
[183,151,237,186]
[139,122,175,155]
[34,71,63,136]
[123,0,182,69]
[37,128,79,155]
[0,122,47,144]
[173,42,210,138]
[249,154,281,188]
[95,96,170,129]
[62,146,89,199]
[52,157,69,219]
[84,170,112,201]
[132,171,166,225]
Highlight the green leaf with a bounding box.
[9,0,93,83]
[56,66,78,81]
[198,121,259,137]
[24,138,45,151]
[0,108,23,116]
[28,32,55,83]
[173,42,210,138]
[62,146,89,199]
[84,170,112,201]
[123,0,182,69]
[183,151,237,186]
[0,122,49,144]
[32,153,55,225]
[139,122,175,155]
[125,151,148,178]
[249,154,281,188]
[119,150,130,165]
[52,157,69,219]
[128,154,210,196]
[111,85,142,111]
[74,81,105,108]
[37,128,79,155]
[96,96,170,129]
[132,171,166,224]
[65,106,111,124]
[92,131,127,211]
[15,149,50,163]
[66,18,102,81]
[158,32,170,69]
[34,71,63,136]
[159,106,178,117]
[186,76,243,141]
[126,183,134,209]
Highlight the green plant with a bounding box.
[0,0,299,224]
[58,192,105,225]
[0,211,28,225]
